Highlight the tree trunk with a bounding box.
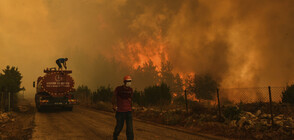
[1,92,3,112]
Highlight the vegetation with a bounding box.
[75,85,91,103]
[77,83,172,107]
[186,73,218,102]
[92,86,113,102]
[160,61,183,94]
[173,95,186,105]
[282,84,294,104]
[190,101,206,114]
[143,83,171,106]
[223,106,241,120]
[132,60,160,91]
[132,90,144,106]
[0,66,24,111]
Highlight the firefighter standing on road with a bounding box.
[112,75,134,140]
[56,58,68,71]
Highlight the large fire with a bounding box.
[113,36,168,71]
[108,36,206,101]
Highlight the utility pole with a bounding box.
[1,92,3,112]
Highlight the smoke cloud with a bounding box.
[1,0,294,96]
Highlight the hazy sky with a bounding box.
[1,0,294,96]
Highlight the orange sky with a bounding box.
[1,0,294,97]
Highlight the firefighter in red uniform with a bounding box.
[112,75,134,140]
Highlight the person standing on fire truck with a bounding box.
[56,58,68,71]
[112,75,134,140]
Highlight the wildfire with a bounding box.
[111,35,168,71]
[110,36,200,101]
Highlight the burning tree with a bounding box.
[160,61,183,95]
[132,60,160,90]
[188,73,219,102]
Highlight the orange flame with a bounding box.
[111,35,168,71]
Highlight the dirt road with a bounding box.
[32,106,223,140]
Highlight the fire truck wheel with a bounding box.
[37,105,43,112]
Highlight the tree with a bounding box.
[132,60,160,91]
[173,73,184,94]
[144,83,171,106]
[0,66,23,111]
[184,74,194,93]
[192,73,218,102]
[2,66,23,94]
[160,61,174,86]
[75,85,91,103]
[0,73,4,111]
[133,90,145,106]
[93,86,113,102]
[282,84,294,104]
[160,61,183,95]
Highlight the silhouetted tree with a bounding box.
[93,86,113,102]
[75,85,91,103]
[160,61,174,86]
[184,74,194,93]
[160,61,183,95]
[0,66,23,111]
[133,90,145,106]
[132,60,160,91]
[144,83,171,106]
[282,84,294,104]
[173,73,184,94]
[192,73,218,102]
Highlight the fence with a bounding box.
[76,85,290,127]
[217,86,285,124]
[181,86,287,126]
[217,86,284,104]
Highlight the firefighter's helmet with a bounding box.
[123,75,132,82]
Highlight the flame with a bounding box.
[187,94,197,101]
[110,36,206,102]
[111,35,168,71]
[172,93,177,97]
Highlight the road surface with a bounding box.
[32,106,223,140]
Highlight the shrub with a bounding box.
[190,101,206,114]
[223,106,241,120]
[162,111,182,125]
[173,95,186,105]
[282,85,294,104]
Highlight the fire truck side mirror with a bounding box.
[33,81,35,88]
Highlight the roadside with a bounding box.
[82,102,228,140]
[0,99,35,140]
[84,101,294,140]
[32,105,221,140]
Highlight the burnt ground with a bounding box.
[0,99,35,140]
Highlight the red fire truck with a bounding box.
[33,68,77,111]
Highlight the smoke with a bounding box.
[1,0,294,96]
